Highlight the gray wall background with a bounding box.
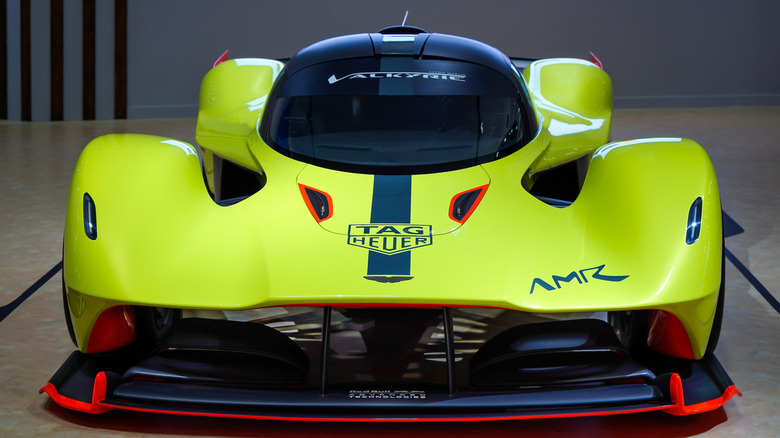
[6,0,780,120]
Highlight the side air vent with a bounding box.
[299,184,333,222]
[450,185,488,223]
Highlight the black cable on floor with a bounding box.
[722,211,780,315]
[0,261,63,324]
[725,248,780,315]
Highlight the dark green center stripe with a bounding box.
[367,175,412,276]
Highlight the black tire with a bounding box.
[608,309,649,355]
[134,306,181,353]
[61,271,79,347]
[705,241,726,353]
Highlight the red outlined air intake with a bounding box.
[450,185,488,223]
[299,184,333,222]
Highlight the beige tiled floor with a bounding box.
[1,108,778,436]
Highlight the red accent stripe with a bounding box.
[40,372,113,414]
[99,401,670,422]
[213,50,230,68]
[589,52,604,69]
[663,373,742,416]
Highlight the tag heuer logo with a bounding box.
[348,224,432,255]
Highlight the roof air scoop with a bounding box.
[377,25,428,35]
[378,12,427,36]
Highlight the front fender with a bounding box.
[577,137,722,358]
[63,134,276,349]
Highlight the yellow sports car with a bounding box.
[42,25,739,421]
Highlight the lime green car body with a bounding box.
[63,55,721,361]
[45,27,741,422]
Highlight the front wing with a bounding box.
[41,308,740,421]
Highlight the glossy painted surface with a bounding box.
[6,108,778,435]
[524,58,613,174]
[63,58,721,361]
[195,58,284,171]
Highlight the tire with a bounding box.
[62,271,79,347]
[608,309,649,355]
[705,241,726,353]
[134,306,181,353]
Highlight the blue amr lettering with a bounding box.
[529,278,556,294]
[580,264,629,283]
[530,264,628,294]
[553,272,583,288]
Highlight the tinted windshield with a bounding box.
[261,59,533,174]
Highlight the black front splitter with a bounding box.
[41,349,740,421]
